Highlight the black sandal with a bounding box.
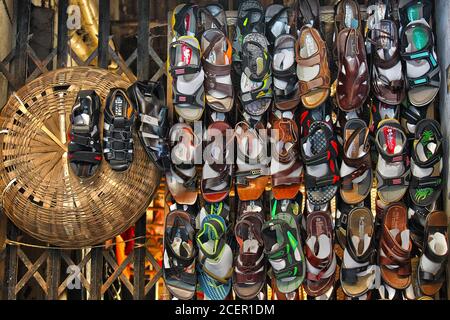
[127,81,170,171]
[68,90,102,178]
[103,88,135,172]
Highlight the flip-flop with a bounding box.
[379,202,412,290]
[68,90,102,178]
[196,214,233,300]
[197,3,228,37]
[163,209,197,300]
[296,26,330,109]
[262,209,306,294]
[368,19,406,105]
[336,28,369,112]
[375,119,410,203]
[273,34,301,111]
[297,0,320,29]
[169,36,205,121]
[166,123,201,205]
[171,3,198,38]
[127,81,170,171]
[270,113,302,200]
[235,121,270,201]
[304,211,337,297]
[240,32,273,116]
[201,121,233,203]
[233,201,266,300]
[300,121,340,206]
[409,119,443,207]
[265,4,291,49]
[417,210,448,296]
[340,207,377,298]
[201,29,234,113]
[232,0,265,77]
[400,19,440,107]
[340,119,372,205]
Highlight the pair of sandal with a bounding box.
[68,88,136,177]
[334,0,370,112]
[399,0,440,107]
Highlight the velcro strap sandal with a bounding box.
[300,121,340,206]
[409,119,443,207]
[169,36,205,121]
[375,119,410,203]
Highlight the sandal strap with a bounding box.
[340,161,371,191]
[70,132,98,147]
[341,265,372,285]
[272,161,302,186]
[304,172,340,189]
[266,6,290,44]
[169,40,201,77]
[164,266,197,286]
[173,85,204,109]
[197,215,227,260]
[172,165,197,190]
[173,4,196,36]
[68,151,102,164]
[197,6,227,36]
[237,7,264,35]
[419,267,445,284]
[376,169,410,189]
[409,175,442,189]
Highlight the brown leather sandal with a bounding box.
[336,28,369,111]
[379,202,412,290]
[270,115,302,200]
[304,211,337,297]
[296,26,330,109]
[233,200,266,300]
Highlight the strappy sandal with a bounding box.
[298,101,333,138]
[375,119,410,203]
[68,90,102,178]
[336,28,369,111]
[197,3,227,37]
[300,121,340,206]
[197,214,233,300]
[400,19,440,107]
[400,99,433,141]
[201,121,233,203]
[273,34,301,111]
[234,121,270,201]
[340,119,372,205]
[169,36,205,121]
[407,199,435,249]
[233,202,266,300]
[127,81,170,171]
[265,4,291,49]
[232,0,265,77]
[368,19,406,105]
[240,32,273,116]
[296,26,330,109]
[304,211,337,297]
[297,0,320,29]
[335,195,368,249]
[270,114,302,200]
[418,210,448,296]
[163,209,197,300]
[102,88,135,172]
[262,205,306,294]
[399,0,433,27]
[379,202,412,290]
[166,123,201,205]
[340,207,377,298]
[201,29,234,113]
[171,3,198,38]
[409,119,443,207]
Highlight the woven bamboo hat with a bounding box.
[0,67,160,247]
